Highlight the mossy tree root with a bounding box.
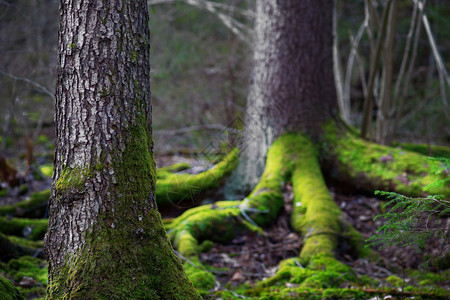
[392,142,450,158]
[156,149,239,206]
[325,124,450,197]
[167,134,363,291]
[0,217,47,241]
[0,233,43,262]
[0,275,24,300]
[290,135,364,263]
[0,190,50,218]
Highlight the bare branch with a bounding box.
[343,14,368,123]
[0,70,55,101]
[393,2,418,101]
[361,0,392,140]
[149,0,253,45]
[418,2,450,119]
[393,0,426,135]
[333,0,346,122]
[154,124,240,136]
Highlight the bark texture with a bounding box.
[45,0,200,298]
[236,0,338,190]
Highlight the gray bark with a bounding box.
[230,0,337,192]
[45,0,200,298]
[47,0,153,269]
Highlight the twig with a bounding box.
[343,12,368,123]
[393,2,418,101]
[393,0,426,135]
[0,70,55,101]
[361,0,392,140]
[173,249,201,269]
[239,198,269,228]
[149,0,253,45]
[155,124,240,136]
[293,258,304,269]
[333,0,345,121]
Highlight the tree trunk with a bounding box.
[45,1,200,298]
[237,0,338,190]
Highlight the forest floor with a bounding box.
[0,152,449,299]
[198,186,449,291]
[156,155,450,298]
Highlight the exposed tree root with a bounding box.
[165,129,448,295]
[392,142,450,158]
[156,149,239,206]
[0,190,50,218]
[166,134,363,292]
[0,217,47,241]
[0,274,24,300]
[1,128,447,297]
[0,233,43,262]
[14,150,238,211]
[325,124,450,197]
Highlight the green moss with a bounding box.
[157,162,191,179]
[409,269,450,286]
[259,254,358,290]
[324,123,450,197]
[1,256,47,285]
[0,256,46,299]
[47,114,200,299]
[47,210,200,299]
[155,148,239,206]
[39,164,53,177]
[182,257,216,295]
[7,236,43,250]
[55,165,94,196]
[0,190,50,218]
[164,137,305,295]
[0,275,24,300]
[214,283,449,300]
[167,133,363,294]
[320,288,367,299]
[0,217,47,240]
[392,142,450,158]
[199,240,214,252]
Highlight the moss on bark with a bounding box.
[47,210,200,299]
[46,117,200,299]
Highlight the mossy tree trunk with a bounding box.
[45,0,200,298]
[236,0,337,190]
